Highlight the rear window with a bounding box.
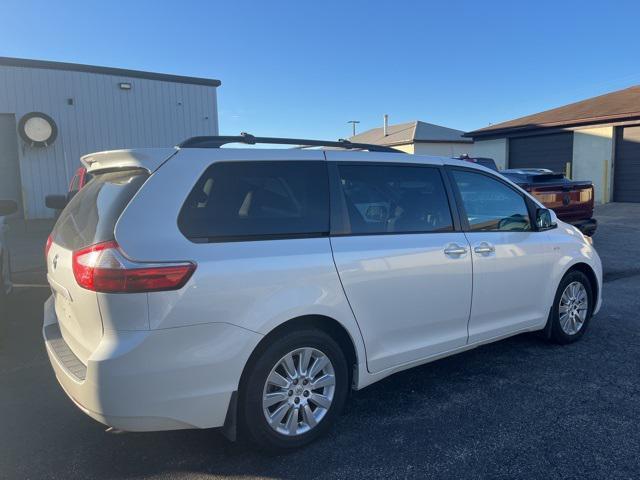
[52,170,149,250]
[178,161,329,241]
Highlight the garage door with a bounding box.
[509,133,573,173]
[614,126,640,202]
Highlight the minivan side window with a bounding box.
[336,164,454,234]
[178,161,329,241]
[451,169,531,232]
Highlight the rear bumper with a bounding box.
[43,295,262,432]
[570,218,598,236]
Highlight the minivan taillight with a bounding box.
[72,241,196,293]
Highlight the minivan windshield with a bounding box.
[51,169,148,250]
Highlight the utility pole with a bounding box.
[347,120,360,137]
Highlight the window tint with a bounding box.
[178,161,329,241]
[452,170,531,232]
[337,165,453,234]
[52,169,149,250]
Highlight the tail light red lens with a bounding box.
[72,240,195,293]
[45,234,53,260]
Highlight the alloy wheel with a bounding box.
[559,281,589,335]
[262,347,335,436]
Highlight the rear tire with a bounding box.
[547,270,593,344]
[239,329,349,451]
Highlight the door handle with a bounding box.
[444,243,468,256]
[473,242,495,255]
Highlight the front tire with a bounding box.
[239,329,349,451]
[547,270,594,344]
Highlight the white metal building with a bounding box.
[0,57,220,218]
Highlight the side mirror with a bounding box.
[536,208,557,230]
[0,200,17,216]
[45,194,69,210]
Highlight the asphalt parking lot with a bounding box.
[2,203,640,480]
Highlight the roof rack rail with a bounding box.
[177,132,402,153]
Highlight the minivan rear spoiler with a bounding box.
[81,148,177,174]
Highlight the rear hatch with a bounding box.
[47,169,149,363]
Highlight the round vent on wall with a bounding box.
[18,112,58,147]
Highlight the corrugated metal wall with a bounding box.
[0,65,218,218]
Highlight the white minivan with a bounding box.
[44,135,602,450]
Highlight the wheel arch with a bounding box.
[566,262,599,306]
[239,314,359,393]
[223,314,359,442]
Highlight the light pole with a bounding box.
[347,120,360,137]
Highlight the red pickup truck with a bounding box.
[455,157,597,236]
[501,168,597,236]
[45,167,93,210]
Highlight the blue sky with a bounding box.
[2,0,640,140]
